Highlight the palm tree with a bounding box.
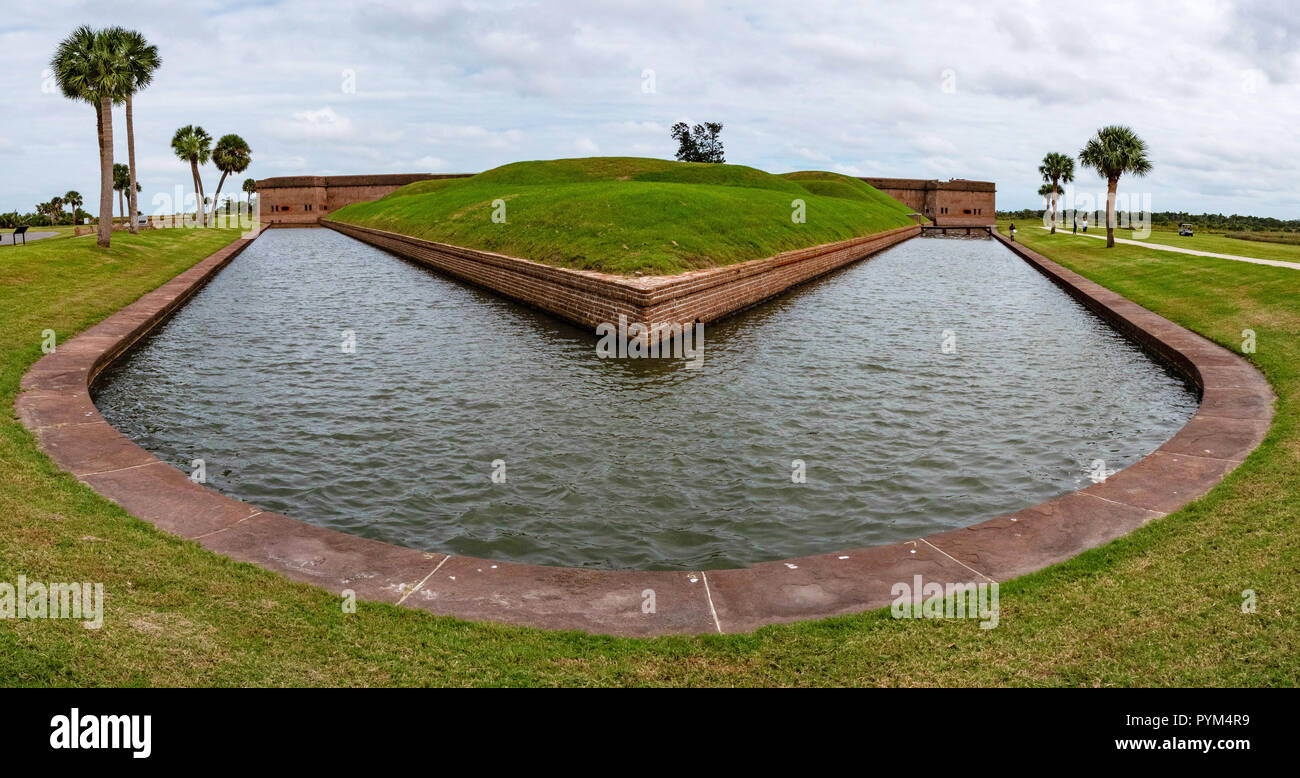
[113,162,131,221]
[1037,152,1074,234]
[171,125,212,226]
[64,190,82,222]
[52,25,132,247]
[39,200,64,225]
[208,134,251,223]
[241,177,257,212]
[116,30,160,235]
[1037,183,1055,212]
[1078,125,1152,248]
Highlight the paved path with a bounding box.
[1034,226,1300,271]
[0,231,58,246]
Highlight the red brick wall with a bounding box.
[323,220,920,343]
[859,177,996,226]
[872,187,928,213]
[930,189,995,226]
[257,174,471,225]
[260,184,326,225]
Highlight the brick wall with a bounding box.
[871,187,928,213]
[260,184,327,225]
[257,174,471,225]
[860,177,996,226]
[323,220,920,344]
[930,188,995,226]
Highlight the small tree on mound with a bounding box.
[670,121,725,163]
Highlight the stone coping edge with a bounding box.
[15,227,1275,637]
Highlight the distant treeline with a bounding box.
[996,209,1300,232]
[0,210,85,228]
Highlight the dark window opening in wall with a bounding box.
[963,209,972,215]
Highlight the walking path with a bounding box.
[1036,226,1300,271]
[0,231,57,246]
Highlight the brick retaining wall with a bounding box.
[322,221,921,341]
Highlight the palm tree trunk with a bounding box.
[210,171,229,225]
[97,98,113,248]
[119,190,124,221]
[126,94,139,234]
[189,161,204,228]
[1106,178,1118,248]
[1050,181,1058,234]
[196,167,208,228]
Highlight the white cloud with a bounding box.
[413,155,447,170]
[793,147,831,162]
[910,134,958,156]
[286,107,352,138]
[3,0,1299,215]
[426,124,523,149]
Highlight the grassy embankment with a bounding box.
[0,213,1296,686]
[329,157,919,275]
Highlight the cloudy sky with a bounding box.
[2,0,1298,217]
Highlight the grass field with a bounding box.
[329,157,919,275]
[1026,220,1300,264]
[0,222,1296,687]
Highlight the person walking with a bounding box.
[1009,221,1017,242]
[1081,214,1089,233]
[1072,214,1078,234]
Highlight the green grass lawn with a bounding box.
[1,223,1296,686]
[1026,220,1300,264]
[329,157,919,275]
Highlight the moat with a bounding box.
[92,228,1198,570]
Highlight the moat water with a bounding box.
[93,228,1198,570]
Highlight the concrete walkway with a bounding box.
[0,230,58,246]
[1035,226,1300,271]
